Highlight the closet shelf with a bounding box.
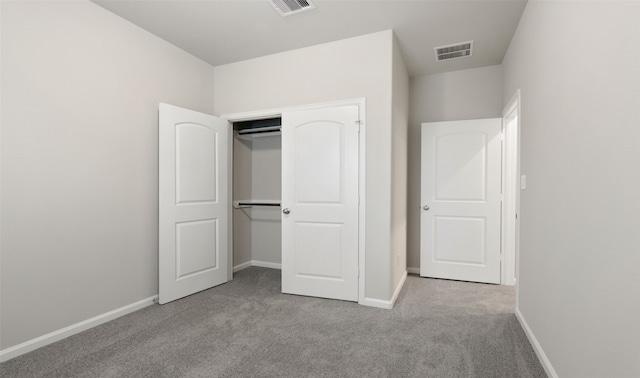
[237,126,281,137]
[233,200,281,209]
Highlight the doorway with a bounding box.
[419,92,521,286]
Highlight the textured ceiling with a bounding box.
[93,0,527,77]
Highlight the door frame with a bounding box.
[221,98,367,304]
[501,90,521,287]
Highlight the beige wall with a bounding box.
[0,1,216,350]
[390,35,410,292]
[407,65,503,269]
[214,30,397,301]
[503,2,640,376]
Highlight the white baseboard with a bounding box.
[360,296,394,309]
[251,260,282,270]
[0,295,157,363]
[233,260,282,273]
[360,270,407,310]
[407,267,420,275]
[515,308,558,378]
[233,260,253,272]
[390,270,408,305]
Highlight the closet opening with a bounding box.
[232,117,284,272]
[223,99,365,303]
[160,100,365,305]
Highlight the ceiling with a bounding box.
[93,0,527,78]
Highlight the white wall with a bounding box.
[214,30,397,301]
[503,2,640,377]
[407,65,503,270]
[250,135,282,265]
[231,133,281,269]
[390,35,409,292]
[232,137,253,267]
[0,1,216,350]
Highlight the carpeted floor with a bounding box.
[0,267,547,377]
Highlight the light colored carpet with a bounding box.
[0,267,547,377]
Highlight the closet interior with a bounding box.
[232,117,283,270]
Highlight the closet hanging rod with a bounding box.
[234,201,281,208]
[237,126,281,135]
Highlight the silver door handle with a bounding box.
[423,205,430,211]
[282,208,290,215]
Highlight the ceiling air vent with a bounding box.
[269,0,315,17]
[434,41,474,62]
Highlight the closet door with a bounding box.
[158,103,229,304]
[281,105,359,301]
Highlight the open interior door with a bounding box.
[420,118,502,284]
[158,103,229,304]
[281,105,359,301]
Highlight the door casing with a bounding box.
[221,98,367,304]
[501,90,521,287]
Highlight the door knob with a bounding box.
[282,208,290,215]
[423,205,430,211]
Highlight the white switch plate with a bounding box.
[520,175,527,189]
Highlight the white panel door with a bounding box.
[420,119,502,284]
[281,105,359,301]
[158,103,229,304]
